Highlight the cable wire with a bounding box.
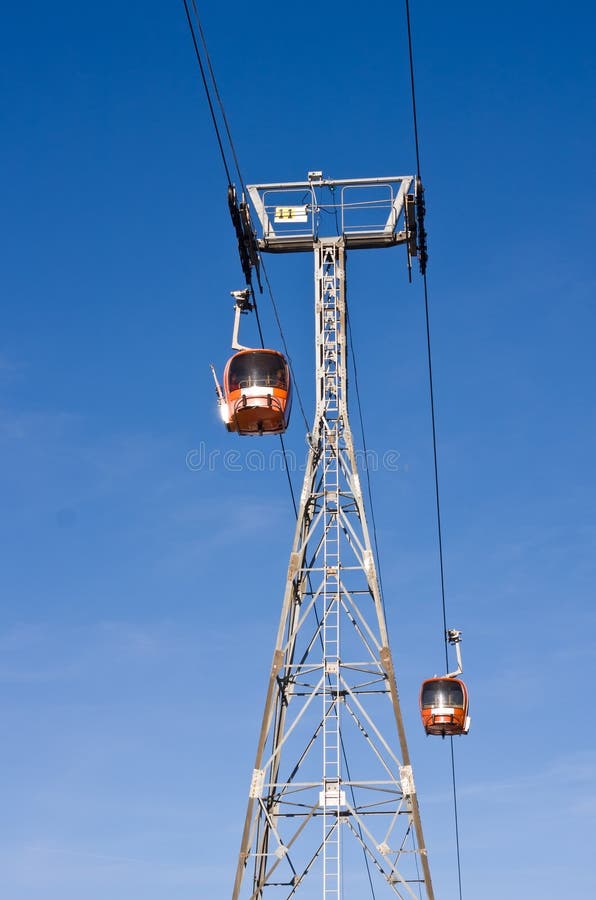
[189,0,247,192]
[183,5,312,439]
[250,287,266,349]
[182,10,453,893]
[404,0,422,177]
[278,433,298,517]
[404,0,464,896]
[450,739,464,900]
[181,0,232,185]
[260,260,311,436]
[346,309,386,610]
[421,281,449,668]
[340,734,378,900]
[181,0,304,517]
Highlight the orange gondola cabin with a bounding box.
[419,677,470,737]
[219,349,292,435]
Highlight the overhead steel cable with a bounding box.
[340,734,378,900]
[346,309,386,611]
[347,310,413,900]
[180,0,306,515]
[181,2,309,426]
[421,283,449,666]
[278,433,298,516]
[252,290,266,349]
[403,1,464,898]
[404,0,423,178]
[181,0,232,186]
[261,262,311,436]
[188,0,247,192]
[185,0,309,434]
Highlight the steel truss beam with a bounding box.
[232,232,434,900]
[246,175,413,253]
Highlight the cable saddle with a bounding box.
[228,184,262,292]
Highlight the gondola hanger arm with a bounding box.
[444,629,464,679]
[230,288,253,351]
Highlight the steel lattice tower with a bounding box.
[232,175,434,900]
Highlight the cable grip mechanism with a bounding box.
[230,288,254,351]
[228,185,262,292]
[444,628,464,678]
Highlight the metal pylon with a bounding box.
[231,230,434,900]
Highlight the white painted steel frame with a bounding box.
[231,207,434,900]
[246,175,413,252]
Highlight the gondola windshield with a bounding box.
[228,351,287,391]
[421,679,464,709]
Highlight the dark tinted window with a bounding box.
[228,352,287,390]
[421,679,464,709]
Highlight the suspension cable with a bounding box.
[181,0,306,515]
[404,0,464,896]
[346,309,386,610]
[421,280,449,665]
[188,0,247,192]
[450,741,464,899]
[340,734,378,900]
[185,1,311,445]
[278,433,298,516]
[260,261,311,435]
[404,0,423,176]
[182,8,458,896]
[250,287,265,350]
[181,0,232,185]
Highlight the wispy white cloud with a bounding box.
[422,750,596,815]
[0,622,155,687]
[0,618,265,687]
[0,841,222,894]
[155,492,290,575]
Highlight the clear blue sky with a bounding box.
[1,1,595,897]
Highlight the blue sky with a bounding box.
[1,1,595,897]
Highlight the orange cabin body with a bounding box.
[419,677,470,737]
[222,349,292,435]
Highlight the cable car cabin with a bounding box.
[420,677,470,737]
[222,349,292,435]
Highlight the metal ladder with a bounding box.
[321,243,342,900]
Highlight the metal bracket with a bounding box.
[228,185,262,290]
[246,174,415,252]
[444,628,464,679]
[399,765,416,797]
[249,768,265,799]
[415,177,428,275]
[404,192,418,282]
[230,288,253,351]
